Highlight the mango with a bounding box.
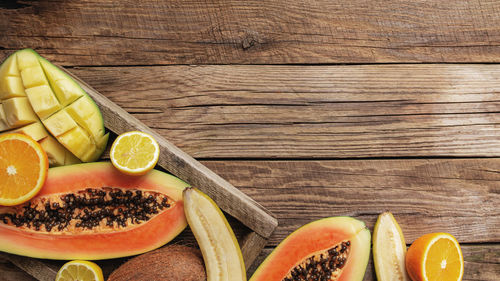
[2,97,38,128]
[0,49,107,163]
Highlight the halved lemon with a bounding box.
[0,133,48,206]
[110,131,159,176]
[56,260,104,281]
[406,232,464,281]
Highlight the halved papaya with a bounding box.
[250,217,371,281]
[0,162,188,260]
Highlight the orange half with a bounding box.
[0,133,49,206]
[406,232,464,281]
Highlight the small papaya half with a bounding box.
[250,217,371,281]
[0,162,188,260]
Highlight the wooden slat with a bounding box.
[68,64,500,158]
[1,0,499,65]
[250,245,500,281]
[199,159,500,244]
[0,255,37,281]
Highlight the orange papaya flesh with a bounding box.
[0,162,188,260]
[250,217,371,281]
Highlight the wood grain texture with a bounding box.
[199,159,500,244]
[0,255,37,281]
[249,245,500,281]
[0,253,57,281]
[66,64,500,158]
[1,0,499,65]
[240,232,269,271]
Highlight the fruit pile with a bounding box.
[0,50,464,281]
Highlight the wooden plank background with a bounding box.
[1,0,499,280]
[70,65,500,158]
[1,0,500,64]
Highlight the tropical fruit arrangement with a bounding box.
[0,49,464,281]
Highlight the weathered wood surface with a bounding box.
[1,0,500,65]
[200,159,500,244]
[67,64,500,158]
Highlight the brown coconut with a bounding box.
[107,245,206,281]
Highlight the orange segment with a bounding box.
[0,133,48,206]
[110,131,160,176]
[406,233,464,281]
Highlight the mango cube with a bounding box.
[25,85,61,119]
[0,76,26,99]
[65,96,103,140]
[58,126,94,159]
[42,109,77,137]
[16,49,40,71]
[39,59,67,82]
[2,97,38,128]
[10,122,49,141]
[0,54,20,77]
[39,136,66,166]
[53,79,85,106]
[0,105,9,131]
[80,132,109,162]
[39,59,84,106]
[20,65,48,88]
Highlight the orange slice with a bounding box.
[110,131,160,176]
[406,232,464,281]
[0,133,49,206]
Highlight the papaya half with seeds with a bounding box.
[0,162,188,260]
[249,217,371,281]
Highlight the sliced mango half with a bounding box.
[0,49,107,162]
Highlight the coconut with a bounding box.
[107,245,206,281]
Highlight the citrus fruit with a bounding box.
[56,260,104,281]
[406,232,464,281]
[373,212,410,281]
[110,131,160,175]
[0,133,48,206]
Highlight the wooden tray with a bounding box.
[1,67,278,281]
